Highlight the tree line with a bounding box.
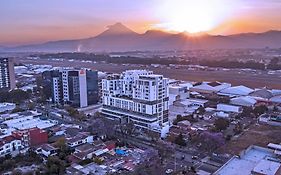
[34,52,281,70]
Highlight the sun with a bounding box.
[155,0,234,33]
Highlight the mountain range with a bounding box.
[2,23,281,52]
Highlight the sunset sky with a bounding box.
[1,0,281,46]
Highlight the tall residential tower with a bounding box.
[101,70,169,130]
[0,58,15,90]
[42,68,98,108]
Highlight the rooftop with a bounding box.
[214,145,281,175]
[219,85,254,96]
[41,144,57,152]
[3,115,57,130]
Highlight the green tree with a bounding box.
[55,138,70,160]
[27,102,36,110]
[273,106,279,112]
[214,118,229,131]
[253,105,268,116]
[197,106,206,115]
[12,169,22,175]
[46,156,65,175]
[174,133,187,146]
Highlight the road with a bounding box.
[36,103,217,173]
[115,132,206,173]
[78,103,102,115]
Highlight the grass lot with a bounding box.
[219,124,281,155]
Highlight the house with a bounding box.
[39,144,58,157]
[67,133,93,148]
[104,141,116,151]
[71,141,114,162]
[0,135,22,157]
[75,143,95,153]
[49,125,81,137]
[72,143,108,161]
[93,145,109,157]
[72,150,95,161]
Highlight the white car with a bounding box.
[165,169,174,174]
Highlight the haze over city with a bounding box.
[1,0,281,46]
[0,1,281,175]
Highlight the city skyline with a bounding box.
[1,0,281,46]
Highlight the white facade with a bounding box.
[67,135,94,148]
[3,115,58,130]
[101,70,169,129]
[0,136,22,157]
[169,85,190,105]
[0,58,16,90]
[217,104,242,113]
[62,69,70,101]
[78,70,88,108]
[52,77,61,103]
[39,144,58,157]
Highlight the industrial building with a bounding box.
[214,145,281,175]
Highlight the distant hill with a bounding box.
[4,23,281,52]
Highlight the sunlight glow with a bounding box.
[155,0,236,33]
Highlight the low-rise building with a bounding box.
[0,135,22,157]
[12,127,48,147]
[169,82,192,105]
[169,98,209,120]
[39,144,58,157]
[250,89,274,100]
[214,145,281,175]
[219,85,254,96]
[259,113,281,126]
[3,112,58,130]
[0,103,16,113]
[230,96,257,107]
[67,132,93,148]
[217,104,242,113]
[190,82,231,94]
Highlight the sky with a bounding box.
[0,0,281,46]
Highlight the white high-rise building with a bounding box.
[43,68,98,108]
[0,58,15,90]
[101,70,169,130]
